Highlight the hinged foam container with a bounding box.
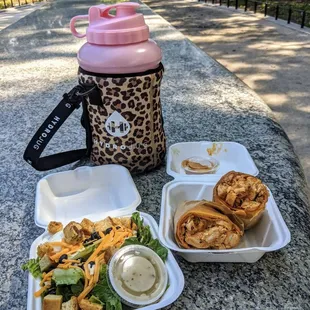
[27,165,184,310]
[159,142,290,263]
[167,142,259,180]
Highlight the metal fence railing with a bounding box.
[198,0,309,28]
[1,0,44,9]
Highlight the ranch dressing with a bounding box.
[108,245,168,307]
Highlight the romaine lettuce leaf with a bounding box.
[56,285,72,302]
[146,239,168,262]
[124,212,168,262]
[92,265,122,310]
[71,280,84,295]
[56,280,84,302]
[131,212,143,230]
[70,242,97,261]
[21,258,42,279]
[89,295,104,305]
[56,280,83,302]
[52,268,84,286]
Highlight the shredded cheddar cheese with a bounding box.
[42,270,53,281]
[97,252,105,263]
[78,283,95,302]
[50,248,70,261]
[89,275,94,287]
[94,258,100,284]
[57,263,71,269]
[48,241,71,247]
[34,286,50,298]
[66,245,82,255]
[84,274,89,290]
[63,259,80,264]
[84,262,91,280]
[98,231,105,239]
[86,231,114,265]
[113,231,129,244]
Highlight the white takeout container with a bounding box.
[167,141,259,180]
[159,142,291,263]
[27,165,184,310]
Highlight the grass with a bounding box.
[0,0,123,9]
[0,0,43,9]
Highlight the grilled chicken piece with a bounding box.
[185,226,227,249]
[185,217,208,235]
[217,184,228,199]
[247,186,257,200]
[184,217,196,234]
[241,200,261,211]
[223,231,241,248]
[233,186,247,196]
[225,191,237,206]
[185,225,241,249]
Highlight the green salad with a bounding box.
[22,212,168,310]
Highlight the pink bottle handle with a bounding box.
[70,15,88,38]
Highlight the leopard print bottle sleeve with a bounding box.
[78,64,166,174]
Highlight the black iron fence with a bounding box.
[1,0,44,9]
[198,0,309,28]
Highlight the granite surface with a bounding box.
[0,0,310,309]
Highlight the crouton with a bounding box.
[39,254,54,272]
[48,221,63,234]
[61,296,78,310]
[43,295,63,310]
[63,221,84,245]
[110,217,122,226]
[119,217,132,229]
[81,218,95,235]
[37,242,54,258]
[79,299,103,310]
[94,217,113,232]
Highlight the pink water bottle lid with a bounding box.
[70,2,150,45]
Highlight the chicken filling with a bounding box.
[217,174,267,211]
[182,216,240,249]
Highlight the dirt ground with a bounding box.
[144,0,310,185]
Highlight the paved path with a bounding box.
[0,1,45,31]
[144,0,310,186]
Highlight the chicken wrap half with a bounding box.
[213,171,269,229]
[174,200,244,249]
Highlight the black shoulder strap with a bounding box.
[23,84,101,171]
